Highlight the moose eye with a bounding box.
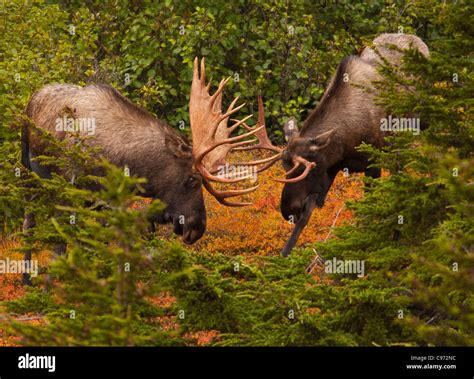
[186,176,199,188]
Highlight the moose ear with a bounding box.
[165,134,192,159]
[283,117,299,142]
[309,129,336,151]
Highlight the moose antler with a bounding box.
[275,156,316,183]
[234,96,282,154]
[200,91,258,173]
[276,129,336,183]
[228,94,317,183]
[228,96,283,173]
[238,97,319,183]
[190,57,266,206]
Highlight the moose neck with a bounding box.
[299,56,383,146]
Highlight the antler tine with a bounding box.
[254,157,282,173]
[224,95,283,173]
[233,96,282,153]
[190,57,264,208]
[212,84,223,113]
[200,57,206,85]
[203,179,259,207]
[275,156,316,183]
[196,160,255,183]
[222,97,246,131]
[193,56,199,81]
[195,121,263,166]
[232,153,282,166]
[257,95,265,126]
[210,77,232,111]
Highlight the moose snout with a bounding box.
[170,214,205,244]
[182,216,206,244]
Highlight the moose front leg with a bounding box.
[22,212,36,285]
[364,166,381,179]
[281,167,340,257]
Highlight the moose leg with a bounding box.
[281,167,340,257]
[53,243,67,256]
[22,212,36,285]
[364,163,381,193]
[364,166,381,179]
[342,155,380,183]
[315,166,340,207]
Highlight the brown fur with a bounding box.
[25,83,206,245]
[280,34,429,256]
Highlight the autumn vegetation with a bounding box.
[0,152,363,345]
[0,0,472,346]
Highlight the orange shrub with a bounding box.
[188,150,364,256]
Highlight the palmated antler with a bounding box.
[190,57,266,206]
[201,90,258,173]
[228,96,283,173]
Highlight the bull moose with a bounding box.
[253,33,430,256]
[21,58,270,283]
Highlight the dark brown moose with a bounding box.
[21,58,271,283]
[253,33,430,256]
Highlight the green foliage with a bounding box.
[5,287,58,315]
[311,0,474,346]
[1,125,179,345]
[0,0,472,347]
[153,245,357,345]
[404,152,474,345]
